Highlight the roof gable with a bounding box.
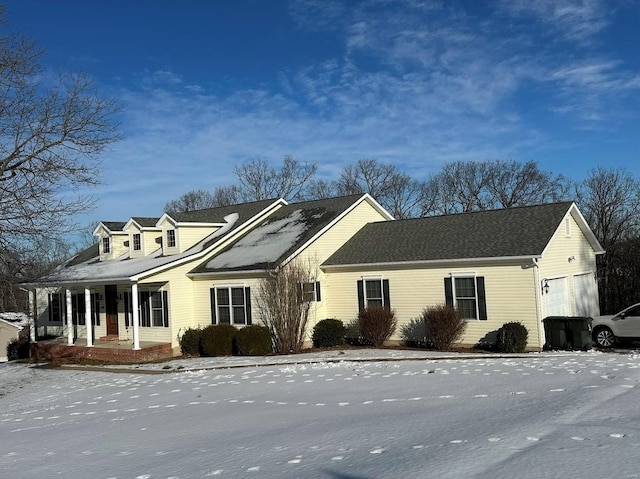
[323,201,585,267]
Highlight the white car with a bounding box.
[591,303,640,348]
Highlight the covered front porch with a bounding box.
[29,336,174,364]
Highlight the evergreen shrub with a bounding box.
[200,324,238,356]
[496,322,528,353]
[312,319,346,348]
[179,328,202,357]
[235,325,273,356]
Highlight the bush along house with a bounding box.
[22,196,603,362]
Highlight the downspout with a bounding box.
[532,258,544,350]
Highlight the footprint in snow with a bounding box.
[331,455,344,460]
[609,433,626,438]
[370,447,386,454]
[288,456,302,464]
[488,438,502,443]
[571,436,586,441]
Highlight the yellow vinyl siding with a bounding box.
[324,261,542,349]
[538,212,600,317]
[175,225,220,253]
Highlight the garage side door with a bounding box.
[574,273,599,317]
[545,277,568,316]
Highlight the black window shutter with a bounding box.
[245,287,252,325]
[124,292,130,328]
[382,279,391,310]
[210,288,217,324]
[444,277,453,307]
[140,291,150,327]
[162,291,169,327]
[357,280,364,311]
[48,293,52,322]
[477,277,487,320]
[315,281,321,302]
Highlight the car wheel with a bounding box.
[594,327,615,348]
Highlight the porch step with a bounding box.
[99,335,120,342]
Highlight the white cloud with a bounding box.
[76,0,637,226]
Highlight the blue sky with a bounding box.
[4,0,639,227]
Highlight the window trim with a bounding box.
[166,229,176,248]
[210,285,252,326]
[137,289,169,328]
[301,281,321,302]
[445,274,487,321]
[102,236,111,254]
[357,277,391,311]
[133,233,141,251]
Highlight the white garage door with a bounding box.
[545,277,568,316]
[574,273,599,317]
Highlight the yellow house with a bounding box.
[321,202,604,350]
[23,194,392,360]
[23,197,603,360]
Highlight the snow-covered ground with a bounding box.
[1,350,639,479]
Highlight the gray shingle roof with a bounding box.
[130,217,161,228]
[190,194,366,273]
[101,221,126,232]
[169,199,279,224]
[323,201,575,266]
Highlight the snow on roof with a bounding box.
[205,209,308,270]
[30,213,242,284]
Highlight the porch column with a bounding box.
[131,283,140,350]
[84,288,93,347]
[66,289,74,346]
[28,289,36,343]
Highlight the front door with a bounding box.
[105,285,119,336]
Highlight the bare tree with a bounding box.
[257,259,315,353]
[165,189,218,213]
[0,7,120,253]
[235,155,317,201]
[576,167,640,313]
[0,7,119,311]
[485,160,571,208]
[426,161,491,215]
[336,158,397,199]
[335,159,427,218]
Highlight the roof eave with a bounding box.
[321,255,541,270]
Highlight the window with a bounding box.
[48,293,64,322]
[357,278,390,310]
[133,233,141,251]
[70,293,100,326]
[444,276,487,320]
[167,229,176,248]
[102,237,111,254]
[210,286,252,325]
[301,281,321,302]
[138,290,169,327]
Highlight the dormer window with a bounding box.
[167,229,176,248]
[102,237,111,254]
[133,233,141,251]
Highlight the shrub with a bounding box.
[422,304,466,351]
[312,319,347,348]
[357,307,397,347]
[344,319,366,346]
[6,337,30,361]
[235,325,273,356]
[179,328,202,357]
[496,322,528,353]
[400,318,429,348]
[200,324,238,356]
